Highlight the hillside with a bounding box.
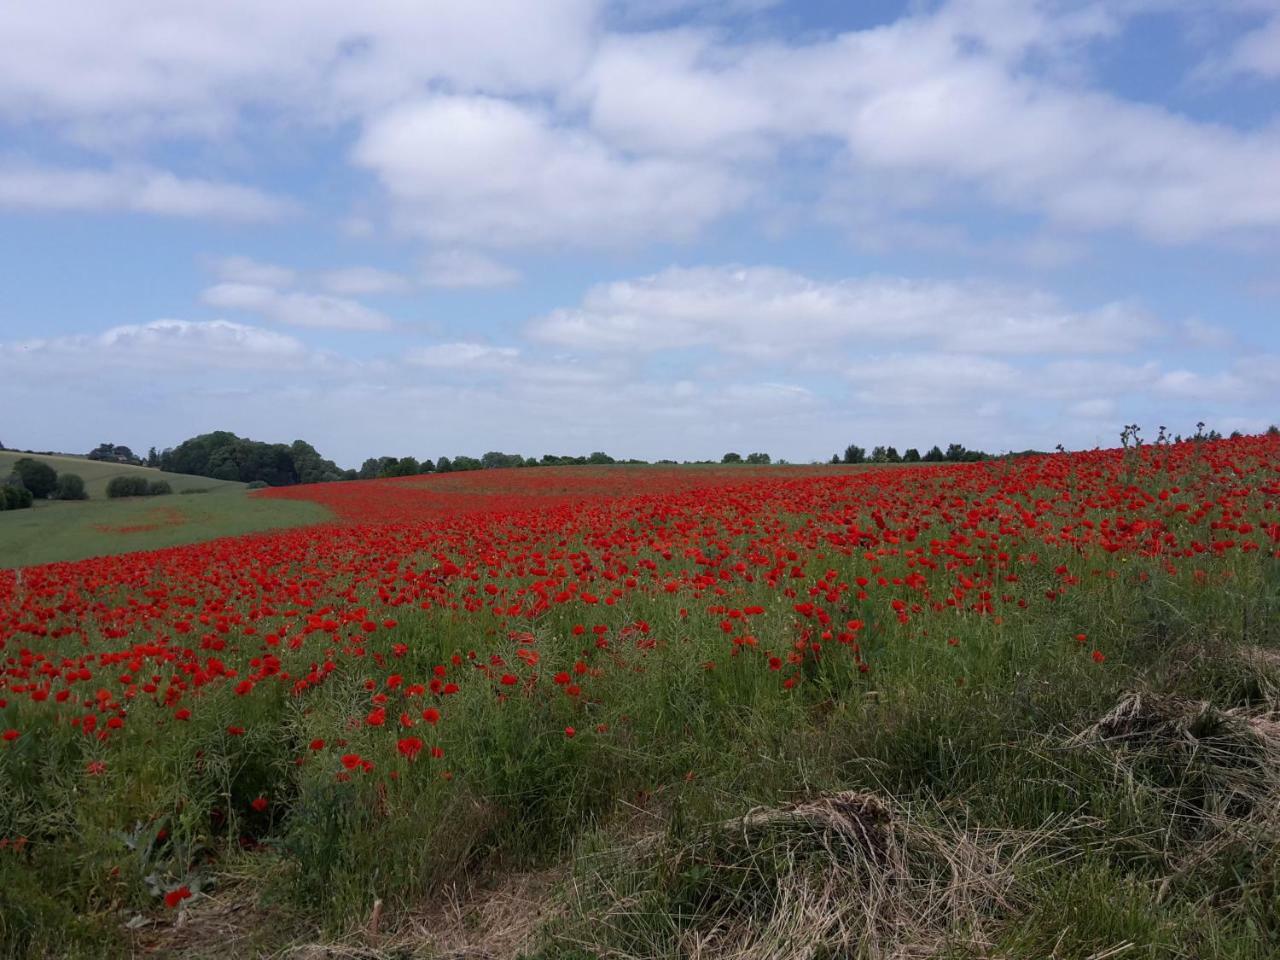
[0,451,242,500]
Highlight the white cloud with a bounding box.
[420,250,521,288]
[353,95,746,247]
[407,342,519,369]
[0,164,292,221]
[320,266,410,295]
[202,282,392,331]
[210,255,297,288]
[530,265,1158,358]
[1221,13,1280,78]
[0,0,600,140]
[573,3,1280,242]
[0,319,314,376]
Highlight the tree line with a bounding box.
[831,442,993,464]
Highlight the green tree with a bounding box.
[12,457,58,499]
[903,448,921,462]
[722,452,743,464]
[106,475,151,498]
[745,452,771,464]
[436,456,453,473]
[587,452,615,465]
[55,473,87,500]
[842,444,865,464]
[923,445,945,462]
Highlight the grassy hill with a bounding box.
[0,451,241,499]
[0,451,330,568]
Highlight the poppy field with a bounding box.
[3,435,1280,958]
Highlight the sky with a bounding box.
[1,0,1277,467]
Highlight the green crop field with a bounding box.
[0,452,332,568]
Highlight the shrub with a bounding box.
[105,475,151,498]
[147,480,172,496]
[246,480,269,490]
[54,474,87,501]
[1,483,34,510]
[11,458,58,499]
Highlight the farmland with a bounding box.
[2,436,1279,958]
[0,451,331,569]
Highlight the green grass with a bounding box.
[0,451,241,500]
[0,489,330,568]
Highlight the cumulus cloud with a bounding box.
[202,282,392,331]
[420,250,521,288]
[352,95,746,247]
[0,319,314,377]
[0,164,293,221]
[530,266,1158,358]
[574,2,1280,242]
[320,266,410,296]
[0,0,599,139]
[407,342,520,369]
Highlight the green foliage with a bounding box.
[11,457,58,499]
[105,475,151,498]
[159,432,345,487]
[843,444,866,464]
[1,479,34,510]
[745,452,771,464]
[87,442,142,465]
[721,452,743,463]
[54,473,87,500]
[147,480,172,496]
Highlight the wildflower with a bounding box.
[164,885,192,909]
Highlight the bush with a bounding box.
[147,480,172,496]
[54,474,87,501]
[105,475,151,499]
[246,480,269,490]
[11,458,58,499]
[1,483,34,510]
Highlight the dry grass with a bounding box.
[553,791,1068,960]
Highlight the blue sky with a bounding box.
[1,0,1277,466]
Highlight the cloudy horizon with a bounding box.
[2,0,1277,466]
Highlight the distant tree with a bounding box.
[146,446,159,468]
[745,452,771,464]
[417,458,434,474]
[870,446,889,463]
[842,444,866,464]
[944,443,967,462]
[55,473,87,500]
[106,475,151,498]
[88,443,141,465]
[436,456,453,473]
[722,452,743,464]
[830,453,841,464]
[923,445,944,462]
[359,458,380,480]
[903,448,921,463]
[12,457,58,499]
[1268,425,1280,437]
[452,455,482,471]
[481,451,524,470]
[885,446,901,463]
[587,451,616,465]
[1,476,34,510]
